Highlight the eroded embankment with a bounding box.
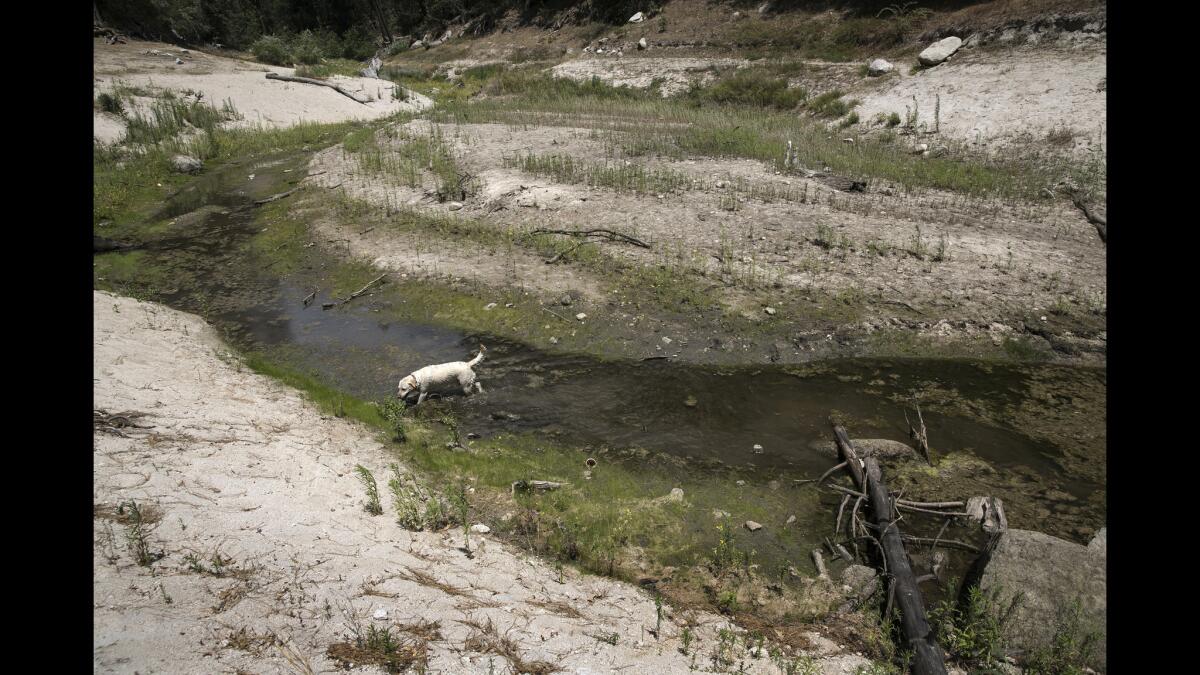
[95,290,884,674]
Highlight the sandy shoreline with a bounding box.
[93,291,871,674]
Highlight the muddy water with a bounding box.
[103,153,1105,563]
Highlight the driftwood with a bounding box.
[322,274,387,309]
[529,228,650,248]
[905,404,933,465]
[265,72,370,104]
[1070,194,1106,244]
[833,424,947,675]
[511,480,564,495]
[253,187,300,206]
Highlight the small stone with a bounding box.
[484,302,498,310]
[175,58,184,65]
[637,38,648,50]
[575,312,587,321]
[752,444,764,453]
[470,523,490,534]
[448,201,463,210]
[559,294,573,306]
[736,480,746,486]
[715,180,728,188]
[764,307,777,315]
[713,509,731,519]
[628,11,645,23]
[373,608,388,620]
[170,155,203,174]
[667,488,685,502]
[549,336,559,344]
[662,336,672,344]
[786,515,797,525]
[744,520,763,531]
[684,395,698,407]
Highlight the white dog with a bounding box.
[397,345,486,404]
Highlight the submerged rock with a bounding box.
[170,154,203,174]
[971,529,1106,671]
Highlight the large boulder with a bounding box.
[918,36,962,66]
[973,529,1106,670]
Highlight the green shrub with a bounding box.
[290,30,326,65]
[689,71,807,110]
[96,92,125,116]
[250,35,291,66]
[931,583,1023,667]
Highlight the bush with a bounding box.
[291,30,325,65]
[689,71,807,110]
[250,35,291,66]
[340,25,377,60]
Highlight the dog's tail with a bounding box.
[468,344,486,367]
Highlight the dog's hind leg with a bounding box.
[474,382,484,394]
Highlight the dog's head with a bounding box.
[397,375,417,399]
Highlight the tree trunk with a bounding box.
[833,424,948,675]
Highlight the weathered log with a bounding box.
[94,235,140,253]
[834,424,947,675]
[905,404,933,465]
[253,187,300,206]
[511,480,564,495]
[265,72,370,104]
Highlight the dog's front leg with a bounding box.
[417,390,428,405]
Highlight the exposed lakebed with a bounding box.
[95,152,1106,571]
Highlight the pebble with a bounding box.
[575,313,587,320]
[484,303,497,310]
[786,515,797,525]
[764,307,777,315]
[744,520,763,531]
[373,608,388,620]
[752,444,763,453]
[470,523,490,534]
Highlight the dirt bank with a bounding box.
[93,39,431,144]
[305,117,1106,365]
[93,291,873,674]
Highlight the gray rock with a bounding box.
[744,520,762,532]
[867,59,894,76]
[918,36,963,66]
[841,564,878,594]
[470,523,491,534]
[666,487,685,502]
[372,608,388,620]
[447,201,463,211]
[559,294,573,306]
[809,438,919,460]
[410,40,424,50]
[637,38,648,50]
[965,496,1008,534]
[170,155,203,174]
[628,12,645,23]
[975,529,1106,670]
[1087,527,1106,556]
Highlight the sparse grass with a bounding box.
[439,85,1075,199]
[119,500,163,566]
[1023,598,1103,675]
[327,624,427,674]
[807,90,858,119]
[931,583,1023,668]
[96,91,125,115]
[462,617,558,674]
[356,465,384,515]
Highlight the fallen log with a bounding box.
[1070,194,1106,244]
[905,404,933,465]
[265,72,370,104]
[511,480,564,495]
[528,228,651,249]
[833,424,947,675]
